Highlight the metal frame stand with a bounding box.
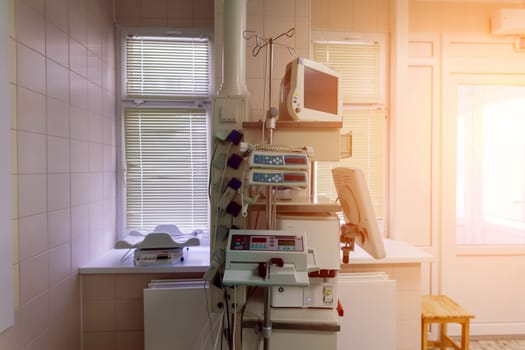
[243,27,296,350]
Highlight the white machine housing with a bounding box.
[272,212,341,308]
[223,230,317,287]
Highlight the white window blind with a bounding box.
[121,34,211,234]
[313,41,381,104]
[125,36,210,99]
[124,108,209,232]
[313,41,385,219]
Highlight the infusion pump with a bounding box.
[223,230,317,287]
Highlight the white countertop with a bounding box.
[78,239,431,274]
[346,238,433,265]
[79,246,210,274]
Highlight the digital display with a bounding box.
[284,156,307,164]
[278,239,296,246]
[304,66,338,114]
[284,173,306,182]
[252,237,266,243]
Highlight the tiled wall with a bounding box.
[81,272,203,350]
[0,0,116,349]
[114,0,214,27]
[244,0,311,121]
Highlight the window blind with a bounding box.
[313,41,385,219]
[125,36,210,99]
[124,108,209,232]
[313,41,381,104]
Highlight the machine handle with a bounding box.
[307,248,319,272]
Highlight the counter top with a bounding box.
[346,239,433,265]
[78,238,431,274]
[79,246,210,274]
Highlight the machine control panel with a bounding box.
[248,169,308,187]
[249,151,309,169]
[230,234,304,252]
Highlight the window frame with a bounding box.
[310,31,389,232]
[115,27,215,239]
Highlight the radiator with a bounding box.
[337,272,397,350]
[143,280,221,350]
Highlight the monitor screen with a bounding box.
[304,66,339,115]
[331,167,385,259]
[279,57,342,122]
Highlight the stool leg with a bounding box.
[462,320,470,350]
[421,319,428,350]
[440,322,447,350]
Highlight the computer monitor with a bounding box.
[279,57,342,122]
[331,167,386,260]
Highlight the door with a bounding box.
[441,72,525,335]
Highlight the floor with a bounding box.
[429,337,525,350]
[470,339,525,350]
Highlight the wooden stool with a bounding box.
[421,295,475,350]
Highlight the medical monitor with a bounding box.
[331,167,386,259]
[279,57,342,122]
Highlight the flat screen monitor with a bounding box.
[279,57,342,122]
[331,167,386,259]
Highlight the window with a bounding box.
[119,34,212,237]
[456,85,525,245]
[312,37,386,224]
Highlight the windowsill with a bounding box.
[78,246,210,274]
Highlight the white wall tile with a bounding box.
[19,291,49,347]
[18,213,47,261]
[69,71,88,110]
[16,43,46,94]
[45,0,69,33]
[87,51,102,86]
[70,140,89,173]
[70,173,90,207]
[103,171,116,200]
[47,173,70,211]
[46,97,70,138]
[17,87,46,133]
[69,38,87,78]
[87,82,102,114]
[89,143,104,172]
[15,0,45,55]
[47,208,70,248]
[103,145,116,173]
[89,113,104,143]
[48,243,71,284]
[18,131,46,174]
[89,202,104,231]
[89,173,104,202]
[47,136,70,173]
[69,0,88,46]
[70,204,89,238]
[71,234,89,270]
[102,117,115,145]
[102,90,115,119]
[19,253,48,305]
[18,174,47,217]
[70,107,90,141]
[87,13,102,58]
[46,59,70,102]
[264,0,295,17]
[18,0,45,15]
[46,22,69,68]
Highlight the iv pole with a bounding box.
[243,27,296,350]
